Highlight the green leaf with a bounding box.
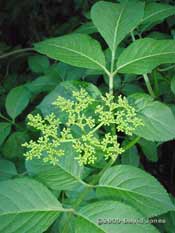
[163,212,175,233]
[0,159,17,181]
[34,33,106,71]
[26,142,86,191]
[97,165,174,217]
[141,2,175,32]
[55,62,86,81]
[117,38,175,74]
[0,122,11,146]
[0,177,65,233]
[122,83,144,96]
[162,196,175,233]
[28,55,50,73]
[44,63,61,79]
[129,93,175,142]
[58,213,75,233]
[5,85,31,120]
[2,132,29,160]
[75,200,159,233]
[25,75,59,95]
[171,76,175,95]
[147,31,171,40]
[75,22,97,34]
[121,145,139,167]
[91,0,144,52]
[139,139,158,162]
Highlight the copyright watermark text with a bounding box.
[97,218,166,225]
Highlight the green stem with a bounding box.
[158,64,175,72]
[0,114,25,131]
[61,208,75,213]
[101,66,111,78]
[109,73,114,95]
[72,157,114,208]
[94,136,141,182]
[123,136,140,151]
[0,48,34,59]
[108,46,117,94]
[152,70,159,97]
[61,213,73,233]
[110,50,115,73]
[143,74,155,98]
[112,69,118,77]
[0,113,12,123]
[73,186,92,208]
[92,159,115,184]
[130,31,155,98]
[90,122,104,134]
[130,31,136,42]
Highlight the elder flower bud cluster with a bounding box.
[22,89,143,166]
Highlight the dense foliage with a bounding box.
[0,0,175,232]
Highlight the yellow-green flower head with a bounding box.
[115,96,144,135]
[74,141,96,166]
[22,89,143,166]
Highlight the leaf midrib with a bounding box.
[97,185,172,209]
[117,51,175,71]
[143,6,175,23]
[44,42,106,72]
[76,212,106,233]
[112,3,125,53]
[55,163,87,186]
[33,162,88,188]
[0,208,65,217]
